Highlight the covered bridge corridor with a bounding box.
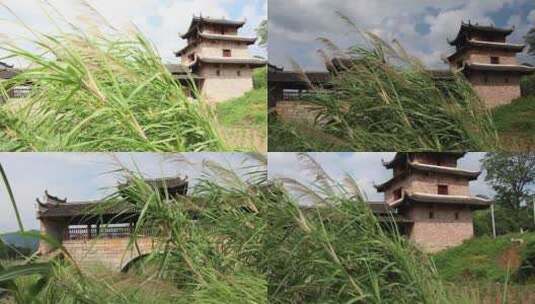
[36,176,188,271]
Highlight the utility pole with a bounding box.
[491,203,496,239]
[532,197,535,227]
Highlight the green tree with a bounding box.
[255,20,267,47]
[475,153,535,236]
[482,152,535,210]
[526,27,535,56]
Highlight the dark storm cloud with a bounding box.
[268,0,535,70]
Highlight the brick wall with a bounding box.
[466,49,518,65]
[384,172,470,203]
[469,72,522,107]
[408,205,474,253]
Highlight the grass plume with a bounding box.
[0,3,226,151]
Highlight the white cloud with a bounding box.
[269,0,534,69]
[529,10,535,23]
[0,0,266,66]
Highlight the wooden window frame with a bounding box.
[437,184,448,195]
[393,188,402,200]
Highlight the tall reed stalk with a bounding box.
[0,163,24,232]
[0,2,226,151]
[0,153,486,303]
[270,15,500,152]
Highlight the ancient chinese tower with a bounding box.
[447,22,535,108]
[175,16,266,102]
[375,153,491,252]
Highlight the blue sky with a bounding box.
[269,0,535,70]
[0,153,252,233]
[0,0,267,66]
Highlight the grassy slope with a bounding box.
[268,115,350,152]
[493,96,535,150]
[216,68,267,152]
[217,88,266,128]
[432,233,535,283]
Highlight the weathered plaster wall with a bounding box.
[200,65,253,102]
[197,41,250,58]
[38,219,68,254]
[201,24,239,35]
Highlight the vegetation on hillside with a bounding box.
[268,115,351,151]
[0,153,483,304]
[269,15,499,152]
[216,67,267,151]
[492,97,535,149]
[433,233,535,283]
[520,74,535,97]
[433,233,535,303]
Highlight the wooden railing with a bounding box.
[64,225,157,241]
[282,91,311,101]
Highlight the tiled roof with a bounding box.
[463,63,535,74]
[268,71,331,84]
[193,56,266,67]
[181,16,245,39]
[449,22,514,45]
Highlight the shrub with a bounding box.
[253,66,267,89]
[516,239,535,283]
[520,74,535,97]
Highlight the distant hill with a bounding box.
[0,230,40,252]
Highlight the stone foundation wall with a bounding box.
[63,237,156,271]
[274,101,324,124]
[408,205,474,253]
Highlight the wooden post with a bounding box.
[87,224,91,239]
[532,197,535,226]
[491,203,496,239]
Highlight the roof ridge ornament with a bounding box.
[44,190,67,204]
